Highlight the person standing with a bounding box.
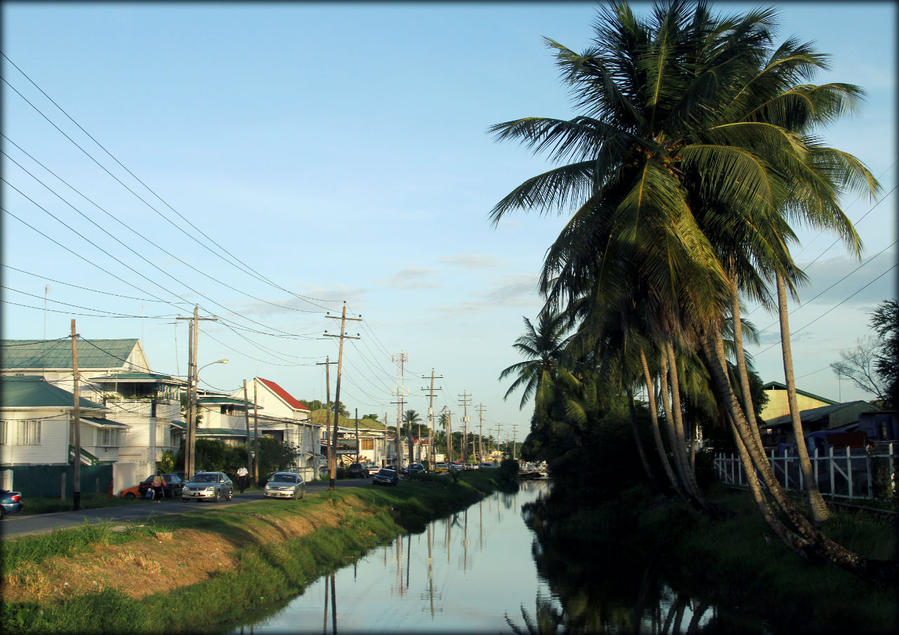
[236,465,249,493]
[151,473,166,503]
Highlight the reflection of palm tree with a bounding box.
[499,311,571,410]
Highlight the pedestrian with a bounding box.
[237,465,249,493]
[151,473,166,503]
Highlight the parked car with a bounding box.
[373,468,399,486]
[0,490,23,518]
[138,473,184,499]
[434,462,449,473]
[450,462,465,472]
[264,472,306,499]
[479,462,498,469]
[182,471,233,502]
[119,479,148,499]
[366,464,381,476]
[347,463,367,478]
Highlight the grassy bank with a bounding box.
[526,483,898,632]
[1,471,507,633]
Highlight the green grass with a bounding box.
[1,470,504,633]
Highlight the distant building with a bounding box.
[760,381,837,422]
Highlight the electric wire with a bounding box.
[3,285,178,319]
[1,56,338,312]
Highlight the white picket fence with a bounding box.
[714,443,897,501]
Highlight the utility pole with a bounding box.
[176,305,217,480]
[494,422,502,457]
[511,424,518,460]
[243,380,252,479]
[253,378,259,485]
[316,357,337,484]
[392,353,408,469]
[355,408,360,462]
[421,370,442,468]
[70,320,81,511]
[458,391,471,463]
[476,403,487,463]
[324,302,361,489]
[445,408,453,463]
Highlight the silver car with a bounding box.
[264,472,306,499]
[182,471,233,502]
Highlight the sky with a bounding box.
[2,2,895,441]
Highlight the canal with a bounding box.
[228,480,722,633]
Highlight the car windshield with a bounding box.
[191,473,217,482]
[272,473,297,482]
[377,469,395,476]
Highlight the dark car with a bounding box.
[0,490,23,518]
[138,473,184,499]
[347,463,367,478]
[402,462,426,476]
[373,468,399,486]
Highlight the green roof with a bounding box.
[2,339,141,370]
[90,372,183,385]
[198,396,251,407]
[1,376,104,409]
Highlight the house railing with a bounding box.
[714,443,897,501]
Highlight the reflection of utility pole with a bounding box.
[463,508,469,572]
[476,403,487,462]
[426,523,435,617]
[421,370,442,468]
[458,391,471,463]
[324,302,361,488]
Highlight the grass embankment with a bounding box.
[1,471,505,633]
[559,484,898,632]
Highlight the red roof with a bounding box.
[257,377,310,412]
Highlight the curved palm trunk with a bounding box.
[776,272,831,524]
[730,279,763,437]
[640,348,687,500]
[659,345,704,507]
[702,324,894,581]
[665,339,709,509]
[626,386,657,488]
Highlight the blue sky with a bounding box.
[2,2,895,437]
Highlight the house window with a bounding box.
[17,420,41,445]
[361,439,374,451]
[97,428,119,447]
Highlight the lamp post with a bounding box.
[185,358,228,479]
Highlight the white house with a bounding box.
[0,375,126,496]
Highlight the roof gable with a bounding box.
[2,339,143,371]
[1,376,104,409]
[257,377,309,412]
[762,381,836,406]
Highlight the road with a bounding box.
[0,478,372,539]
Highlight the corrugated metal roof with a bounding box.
[2,339,141,370]
[257,377,309,411]
[90,372,183,384]
[1,375,105,409]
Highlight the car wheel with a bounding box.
[226,490,232,501]
[214,490,221,503]
[0,506,5,519]
[125,492,135,500]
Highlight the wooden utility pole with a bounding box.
[457,391,471,463]
[253,378,260,485]
[493,422,502,458]
[324,302,361,489]
[176,305,216,480]
[243,379,252,478]
[392,352,408,469]
[421,370,442,468]
[443,407,454,464]
[354,408,360,462]
[316,357,337,483]
[476,403,487,463]
[511,424,518,460]
[70,320,81,511]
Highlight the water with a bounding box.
[233,480,558,633]
[230,481,729,634]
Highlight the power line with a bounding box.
[3,285,178,319]
[1,55,339,312]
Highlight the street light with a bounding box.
[185,358,229,478]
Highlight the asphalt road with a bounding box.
[0,478,372,539]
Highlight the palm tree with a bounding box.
[491,1,889,579]
[499,310,572,410]
[405,409,421,464]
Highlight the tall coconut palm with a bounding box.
[491,1,890,579]
[499,310,572,410]
[405,409,421,464]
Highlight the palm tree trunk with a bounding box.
[640,347,687,500]
[626,386,657,488]
[659,345,703,507]
[776,272,831,524]
[664,339,709,509]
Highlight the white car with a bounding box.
[264,472,306,499]
[181,471,233,502]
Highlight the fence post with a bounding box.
[846,446,854,500]
[829,446,835,496]
[798,448,804,492]
[865,446,872,499]
[60,471,66,500]
[814,447,820,493]
[785,452,790,491]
